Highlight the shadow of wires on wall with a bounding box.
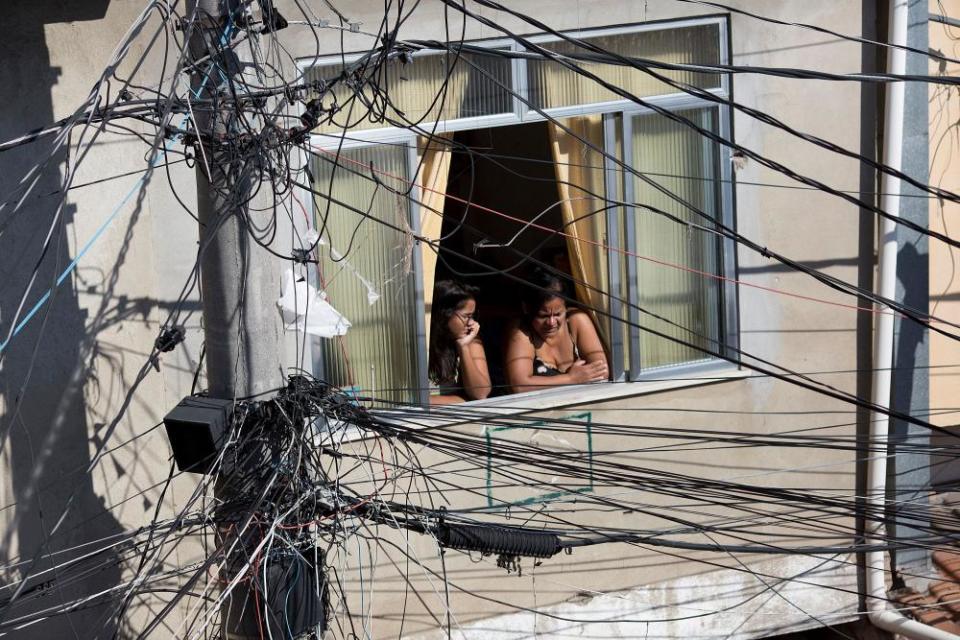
[0,2,133,638]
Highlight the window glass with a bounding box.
[311,144,420,404]
[304,22,734,396]
[630,107,722,369]
[526,24,721,111]
[306,50,513,134]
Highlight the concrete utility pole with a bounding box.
[187,0,283,402]
[185,1,284,637]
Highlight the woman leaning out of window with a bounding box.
[505,267,608,394]
[428,280,492,405]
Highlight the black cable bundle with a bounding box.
[436,522,561,559]
[223,547,327,640]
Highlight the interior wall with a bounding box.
[439,121,564,281]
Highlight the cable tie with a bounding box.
[284,85,302,104]
[291,248,315,264]
[155,325,186,353]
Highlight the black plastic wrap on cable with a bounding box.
[437,523,561,559]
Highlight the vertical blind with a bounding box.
[306,50,513,134]
[527,24,721,111]
[311,145,420,404]
[630,107,722,369]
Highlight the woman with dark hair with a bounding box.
[505,267,608,394]
[428,280,491,405]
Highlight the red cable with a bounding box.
[250,524,266,640]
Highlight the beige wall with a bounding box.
[0,1,885,638]
[929,2,960,445]
[0,3,209,637]
[329,377,861,638]
[289,1,871,638]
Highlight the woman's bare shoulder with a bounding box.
[567,309,596,331]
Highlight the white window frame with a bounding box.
[299,16,740,405]
[297,16,729,145]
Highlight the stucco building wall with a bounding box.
[0,1,892,637]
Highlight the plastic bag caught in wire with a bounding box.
[278,268,351,337]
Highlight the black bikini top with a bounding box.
[532,323,579,377]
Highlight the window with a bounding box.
[305,49,514,135]
[525,23,722,111]
[309,143,426,405]
[623,107,728,372]
[303,17,737,403]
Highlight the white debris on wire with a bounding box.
[303,229,381,305]
[277,269,351,337]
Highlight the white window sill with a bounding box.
[464,360,747,412]
[325,361,750,442]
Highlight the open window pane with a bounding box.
[527,23,721,111]
[311,144,420,404]
[306,50,513,134]
[630,107,722,369]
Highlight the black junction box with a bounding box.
[163,396,233,473]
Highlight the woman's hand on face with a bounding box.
[568,359,608,383]
[456,321,480,347]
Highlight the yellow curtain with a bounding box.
[417,134,453,346]
[548,115,610,347]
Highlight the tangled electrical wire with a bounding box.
[1,0,960,639]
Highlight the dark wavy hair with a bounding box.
[429,280,479,385]
[521,266,569,320]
